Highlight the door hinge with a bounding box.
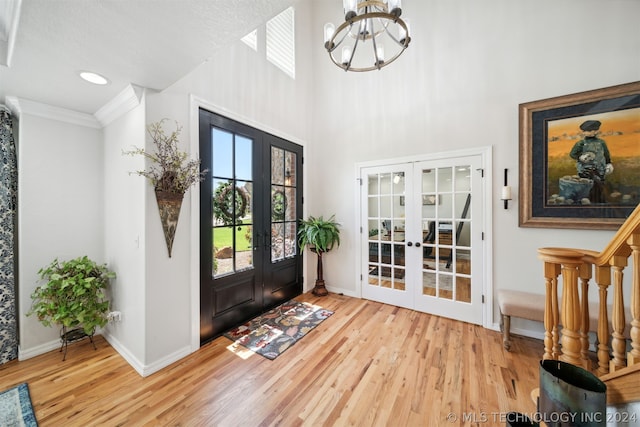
[476,168,484,177]
[481,232,485,240]
[482,294,485,303]
[360,274,363,281]
[357,178,363,185]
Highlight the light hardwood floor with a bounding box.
[0,293,543,426]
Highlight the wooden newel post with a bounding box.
[539,247,586,366]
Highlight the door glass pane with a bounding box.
[285,187,296,221]
[437,167,452,192]
[456,248,471,303]
[455,193,471,219]
[271,146,297,263]
[212,130,254,277]
[272,185,286,221]
[367,171,406,291]
[272,148,284,185]
[284,222,297,258]
[236,224,253,272]
[212,129,233,178]
[235,136,253,181]
[271,222,285,261]
[285,151,296,187]
[213,226,234,276]
[456,165,472,192]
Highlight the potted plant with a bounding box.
[28,256,116,359]
[297,215,341,296]
[123,119,207,257]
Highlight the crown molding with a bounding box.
[0,0,22,67]
[5,96,101,128]
[94,84,144,127]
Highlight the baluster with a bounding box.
[579,263,592,369]
[543,262,561,360]
[610,256,627,372]
[552,272,560,360]
[560,260,583,367]
[595,265,611,376]
[628,234,640,366]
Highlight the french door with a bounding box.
[199,109,303,343]
[361,154,484,325]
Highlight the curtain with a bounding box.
[0,108,18,365]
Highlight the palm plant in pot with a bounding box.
[297,215,341,296]
[28,256,116,359]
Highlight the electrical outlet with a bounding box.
[108,311,122,322]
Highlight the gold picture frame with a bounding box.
[519,81,640,230]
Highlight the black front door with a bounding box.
[199,109,303,343]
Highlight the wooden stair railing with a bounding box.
[537,203,640,378]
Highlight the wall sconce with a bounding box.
[285,169,292,186]
[501,168,512,210]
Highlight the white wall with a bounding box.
[17,111,104,355]
[308,0,640,332]
[102,95,148,369]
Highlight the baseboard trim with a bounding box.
[102,331,193,377]
[141,346,193,378]
[324,286,358,298]
[101,332,146,376]
[18,339,60,361]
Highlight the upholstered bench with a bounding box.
[496,289,630,351]
[498,290,546,351]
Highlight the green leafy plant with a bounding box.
[297,215,341,253]
[28,256,116,335]
[297,215,341,296]
[123,119,207,195]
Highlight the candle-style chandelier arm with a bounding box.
[380,16,410,47]
[370,22,383,68]
[344,25,361,70]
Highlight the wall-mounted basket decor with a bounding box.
[124,119,207,257]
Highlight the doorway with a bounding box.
[199,109,303,343]
[359,150,488,325]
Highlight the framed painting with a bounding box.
[422,194,440,205]
[519,81,640,229]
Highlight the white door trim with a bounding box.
[354,146,493,328]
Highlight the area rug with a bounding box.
[0,383,38,427]
[224,300,334,360]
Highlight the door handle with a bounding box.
[264,230,271,249]
[415,242,421,247]
[407,241,413,247]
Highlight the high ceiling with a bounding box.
[0,0,297,115]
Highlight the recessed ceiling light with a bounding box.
[79,71,109,85]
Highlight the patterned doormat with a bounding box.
[224,300,334,360]
[0,383,38,426]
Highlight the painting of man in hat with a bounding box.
[569,119,613,203]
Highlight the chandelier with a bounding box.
[323,0,411,72]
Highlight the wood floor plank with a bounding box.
[0,292,544,426]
